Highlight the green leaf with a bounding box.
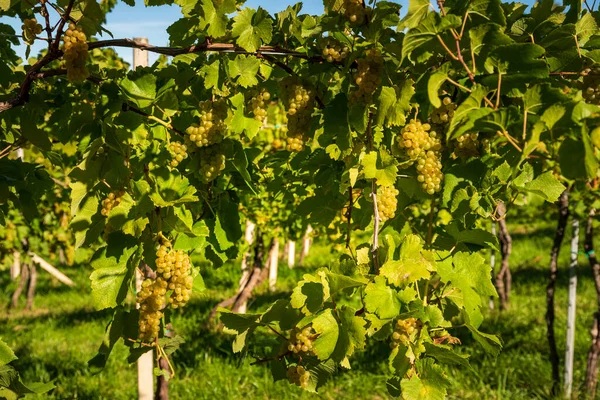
[291,273,330,315]
[402,13,461,63]
[466,324,502,356]
[424,343,470,368]
[311,309,340,361]
[0,339,16,366]
[380,234,434,286]
[89,232,138,310]
[482,43,549,92]
[149,172,198,207]
[437,252,496,328]
[376,81,415,127]
[401,359,450,400]
[397,0,429,30]
[364,276,402,319]
[230,93,262,139]
[427,63,451,108]
[20,116,52,151]
[228,55,260,88]
[199,0,236,38]
[119,73,157,109]
[231,8,273,53]
[362,150,398,187]
[520,171,566,202]
[447,85,488,139]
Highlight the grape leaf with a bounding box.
[231,8,273,53]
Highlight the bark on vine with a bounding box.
[495,202,512,310]
[584,210,600,397]
[546,190,570,395]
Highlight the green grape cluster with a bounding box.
[396,119,441,160]
[320,37,349,63]
[342,0,366,24]
[582,69,600,104]
[248,88,271,122]
[286,365,311,388]
[22,18,42,45]
[137,277,167,342]
[397,119,444,195]
[100,190,125,216]
[377,186,399,222]
[431,97,457,124]
[168,142,188,167]
[280,77,315,152]
[155,245,194,309]
[350,49,383,104]
[198,145,226,183]
[288,326,315,355]
[417,151,443,195]
[453,132,480,158]
[390,318,418,348]
[186,100,228,148]
[62,23,90,83]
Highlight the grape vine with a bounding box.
[1,0,593,398]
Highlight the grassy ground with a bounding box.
[1,218,600,399]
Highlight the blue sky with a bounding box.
[2,0,539,65]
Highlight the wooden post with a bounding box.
[299,226,312,266]
[29,253,74,286]
[10,251,20,280]
[269,238,280,292]
[564,219,579,399]
[133,39,153,400]
[240,220,255,287]
[287,240,295,268]
[133,38,149,69]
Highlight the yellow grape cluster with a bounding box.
[288,326,315,355]
[198,145,226,183]
[248,88,271,122]
[453,132,480,158]
[397,119,444,195]
[62,23,90,83]
[280,78,315,152]
[100,190,125,216]
[168,142,188,167]
[377,186,399,222]
[431,97,457,124]
[390,318,418,348]
[137,277,167,342]
[287,365,311,388]
[321,37,349,63]
[582,70,600,104]
[186,100,228,148]
[350,49,383,104]
[343,0,366,24]
[22,18,42,45]
[417,151,443,195]
[156,245,193,309]
[397,120,441,160]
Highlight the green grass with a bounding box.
[1,219,600,399]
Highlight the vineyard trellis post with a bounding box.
[132,38,154,400]
[269,238,280,292]
[564,219,579,399]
